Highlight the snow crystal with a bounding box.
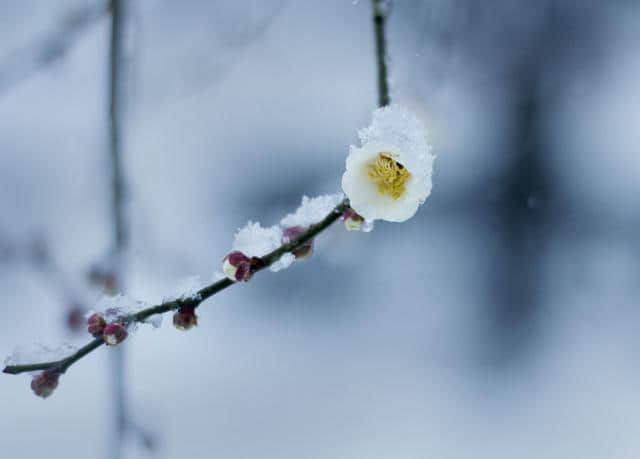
[232,221,283,257]
[212,271,226,282]
[143,314,163,330]
[270,252,295,272]
[89,294,160,330]
[5,343,78,372]
[280,193,345,228]
[358,104,433,164]
[231,221,294,272]
[227,193,349,274]
[165,275,204,301]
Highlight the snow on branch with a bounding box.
[3,2,437,401]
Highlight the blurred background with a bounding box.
[1,0,640,458]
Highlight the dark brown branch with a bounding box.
[372,0,391,107]
[3,199,350,376]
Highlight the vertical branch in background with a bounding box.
[109,0,126,256]
[372,0,391,107]
[108,0,127,458]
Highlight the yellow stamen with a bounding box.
[366,152,411,199]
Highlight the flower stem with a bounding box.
[372,0,391,107]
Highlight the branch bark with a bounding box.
[372,0,391,107]
[3,199,350,376]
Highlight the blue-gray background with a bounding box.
[2,0,640,458]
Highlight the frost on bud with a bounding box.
[222,251,253,282]
[31,369,60,399]
[173,306,198,331]
[87,313,107,338]
[103,322,128,345]
[342,207,366,231]
[283,226,313,259]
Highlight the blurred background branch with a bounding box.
[0,1,109,97]
[106,0,129,457]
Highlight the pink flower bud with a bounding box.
[283,226,313,259]
[222,251,253,282]
[87,313,107,338]
[173,306,198,331]
[31,369,60,399]
[103,322,128,345]
[342,207,365,231]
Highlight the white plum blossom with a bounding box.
[341,105,435,222]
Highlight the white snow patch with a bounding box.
[280,193,345,228]
[89,294,160,330]
[5,343,78,374]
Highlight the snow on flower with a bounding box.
[231,221,294,272]
[280,193,345,228]
[341,105,435,222]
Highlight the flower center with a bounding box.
[366,152,411,200]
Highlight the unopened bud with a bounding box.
[87,313,107,338]
[342,207,366,231]
[31,369,60,399]
[103,322,128,345]
[283,226,313,259]
[173,306,198,331]
[222,251,253,282]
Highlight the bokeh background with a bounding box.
[2,0,640,458]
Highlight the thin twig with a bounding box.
[109,0,126,255]
[3,199,350,376]
[372,0,391,107]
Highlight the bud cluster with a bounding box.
[86,313,128,345]
[222,252,265,282]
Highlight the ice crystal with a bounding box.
[5,343,78,373]
[280,193,345,228]
[89,294,160,330]
[231,221,294,272]
[165,275,204,301]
